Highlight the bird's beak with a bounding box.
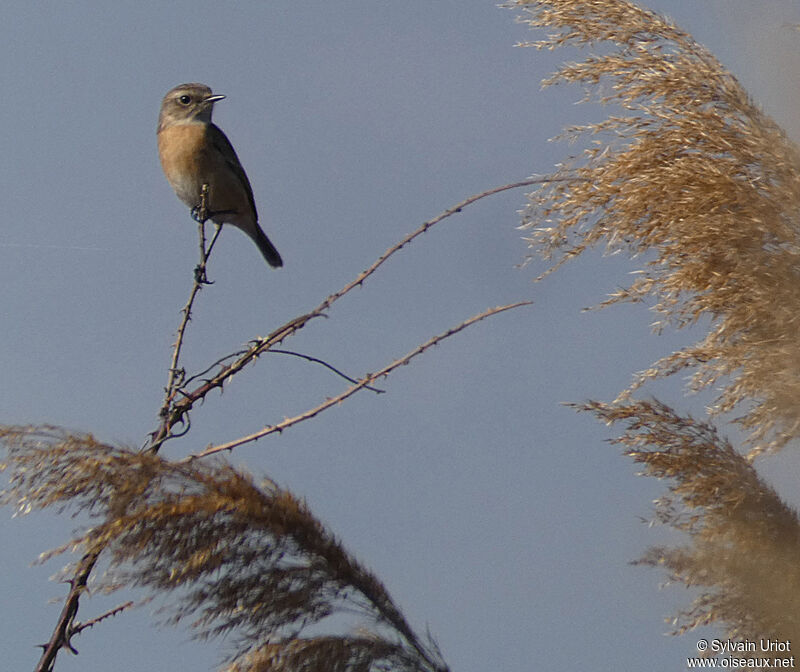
[204,94,226,104]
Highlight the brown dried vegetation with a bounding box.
[514,0,800,659]
[581,399,800,651]
[514,0,800,453]
[0,427,445,672]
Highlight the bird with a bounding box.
[157,83,283,268]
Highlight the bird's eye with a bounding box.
[178,95,191,105]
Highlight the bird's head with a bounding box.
[158,83,225,132]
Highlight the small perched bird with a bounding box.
[157,83,283,268]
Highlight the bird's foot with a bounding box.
[191,205,205,223]
[194,264,214,285]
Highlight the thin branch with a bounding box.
[151,186,218,453]
[32,178,547,668]
[34,550,99,672]
[201,223,223,276]
[185,301,531,460]
[72,601,134,637]
[147,312,321,454]
[181,349,248,389]
[37,187,220,668]
[269,349,386,393]
[152,177,555,452]
[311,177,554,315]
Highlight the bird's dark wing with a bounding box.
[208,123,259,221]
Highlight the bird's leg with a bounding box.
[193,185,215,284]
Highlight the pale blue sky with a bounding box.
[1,3,799,671]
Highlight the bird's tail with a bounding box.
[249,224,283,268]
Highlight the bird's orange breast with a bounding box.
[158,123,212,206]
[158,121,254,226]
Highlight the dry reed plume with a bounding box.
[2,163,543,670]
[511,0,800,662]
[0,426,446,672]
[580,400,800,661]
[513,0,800,455]
[2,166,539,670]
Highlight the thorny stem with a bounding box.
[33,186,224,670]
[151,177,554,452]
[37,188,222,668]
[152,185,220,453]
[34,177,547,671]
[312,178,550,316]
[34,551,100,672]
[72,602,134,636]
[185,301,532,459]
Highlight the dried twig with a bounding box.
[33,177,543,670]
[269,349,386,393]
[152,186,218,450]
[35,186,224,670]
[150,177,554,453]
[185,301,531,460]
[310,178,549,315]
[72,601,134,637]
[34,550,99,672]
